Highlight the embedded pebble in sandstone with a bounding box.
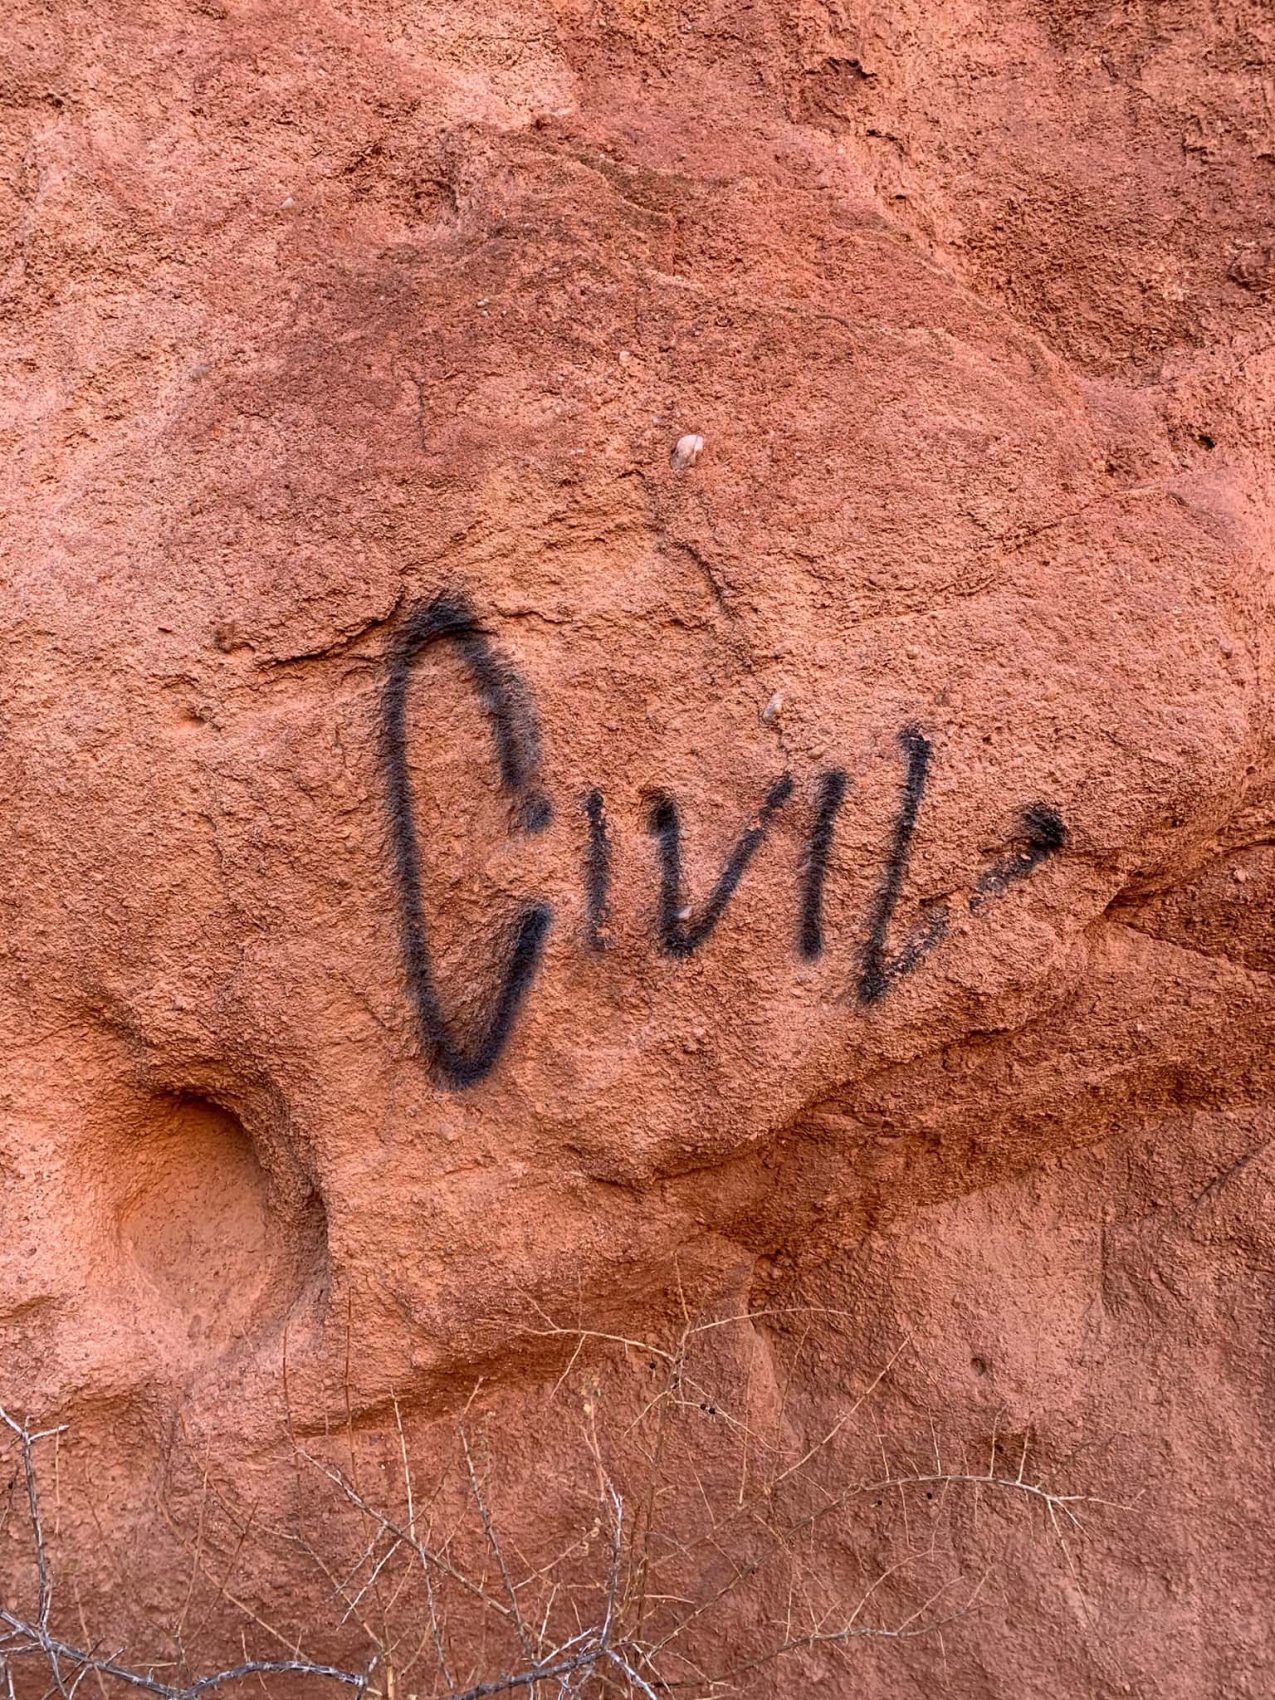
[669,432,705,469]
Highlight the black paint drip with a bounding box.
[970,803,1067,912]
[859,726,947,1002]
[648,774,795,958]
[380,592,552,1089]
[798,768,849,960]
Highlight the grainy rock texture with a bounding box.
[2,2,1274,1695]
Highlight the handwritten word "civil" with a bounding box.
[381,593,1065,1089]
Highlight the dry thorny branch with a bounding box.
[0,1313,1122,1699]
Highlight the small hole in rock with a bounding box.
[118,1094,279,1350]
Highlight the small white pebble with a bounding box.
[761,691,783,725]
[280,195,295,209]
[670,432,705,470]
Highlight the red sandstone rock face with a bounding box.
[2,2,1274,1695]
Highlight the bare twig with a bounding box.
[0,1610,371,1700]
[460,1432,534,1665]
[0,1313,1118,1700]
[0,1411,373,1700]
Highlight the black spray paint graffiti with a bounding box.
[969,802,1068,912]
[380,592,553,1089]
[582,788,612,950]
[859,727,949,1003]
[381,595,1068,1088]
[647,775,795,958]
[798,768,849,961]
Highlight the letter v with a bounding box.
[647,775,794,958]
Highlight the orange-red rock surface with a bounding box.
[2,2,1274,1695]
